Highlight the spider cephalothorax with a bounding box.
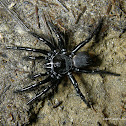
[2,1,120,107]
[44,52,73,78]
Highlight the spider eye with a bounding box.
[54,62,61,67]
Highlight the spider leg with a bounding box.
[28,32,56,51]
[0,1,56,51]
[28,72,48,80]
[6,46,49,55]
[72,19,103,54]
[14,76,51,93]
[23,56,45,60]
[74,68,120,76]
[27,79,61,104]
[0,0,29,32]
[47,21,65,51]
[68,72,90,107]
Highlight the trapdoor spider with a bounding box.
[6,19,120,107]
[2,1,120,107]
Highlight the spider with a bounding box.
[1,0,120,107]
[6,18,120,107]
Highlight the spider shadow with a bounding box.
[77,73,97,106]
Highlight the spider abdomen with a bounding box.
[73,51,93,68]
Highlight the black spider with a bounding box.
[6,19,120,107]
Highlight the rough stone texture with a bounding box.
[0,0,125,126]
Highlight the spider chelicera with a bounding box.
[6,19,120,107]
